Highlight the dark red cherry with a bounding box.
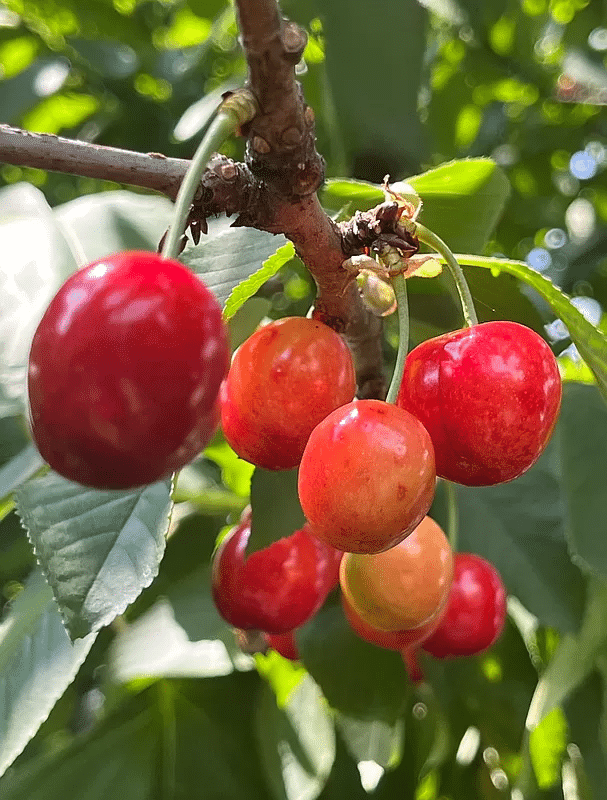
[221,316,356,470]
[211,513,338,634]
[28,251,228,489]
[266,631,300,661]
[422,553,507,658]
[396,321,561,485]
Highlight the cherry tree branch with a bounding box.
[0,0,388,399]
[0,124,189,200]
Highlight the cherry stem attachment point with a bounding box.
[444,479,459,553]
[386,272,409,404]
[161,90,258,262]
[415,223,478,328]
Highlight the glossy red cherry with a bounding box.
[221,316,356,470]
[298,399,436,553]
[340,516,453,632]
[396,321,561,485]
[28,251,228,489]
[422,553,507,658]
[342,596,442,651]
[211,513,339,634]
[266,631,300,661]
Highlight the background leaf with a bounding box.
[248,468,306,556]
[0,570,97,779]
[15,472,172,639]
[296,596,408,723]
[256,675,335,800]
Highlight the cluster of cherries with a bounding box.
[27,249,562,673]
[213,307,561,671]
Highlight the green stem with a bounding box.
[161,91,257,261]
[444,480,458,553]
[415,223,478,328]
[386,272,409,404]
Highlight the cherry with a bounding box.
[266,631,300,661]
[421,553,507,658]
[211,512,340,634]
[396,321,561,485]
[298,399,436,553]
[27,251,228,490]
[340,515,453,632]
[342,596,441,651]
[220,316,355,470]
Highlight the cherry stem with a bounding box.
[415,223,478,328]
[386,272,409,404]
[161,90,258,261]
[444,479,459,553]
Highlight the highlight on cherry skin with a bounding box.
[422,552,507,658]
[298,399,436,554]
[221,316,356,470]
[27,250,228,490]
[339,515,454,633]
[211,512,342,635]
[396,321,562,486]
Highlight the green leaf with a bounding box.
[322,159,510,254]
[248,468,306,556]
[15,472,172,639]
[558,384,607,578]
[0,674,272,800]
[408,159,510,252]
[0,570,97,779]
[297,596,408,723]
[335,714,403,769]
[256,675,335,800]
[108,593,253,682]
[526,578,607,730]
[529,707,568,790]
[223,242,296,320]
[564,671,607,800]
[0,182,78,415]
[53,190,174,261]
[181,226,289,308]
[455,254,607,405]
[0,691,159,800]
[442,436,585,633]
[0,445,43,499]
[317,0,429,172]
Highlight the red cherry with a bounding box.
[339,515,453,631]
[266,631,300,661]
[28,251,228,489]
[342,596,441,651]
[298,399,436,553]
[422,553,507,658]
[396,321,561,485]
[221,316,356,470]
[211,513,337,634]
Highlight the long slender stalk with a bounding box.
[161,91,257,261]
[416,223,478,327]
[444,479,459,553]
[386,273,410,404]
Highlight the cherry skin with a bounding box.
[28,251,228,490]
[340,516,453,632]
[298,399,436,553]
[342,596,442,651]
[221,316,356,470]
[211,513,340,634]
[396,321,562,486]
[422,553,507,658]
